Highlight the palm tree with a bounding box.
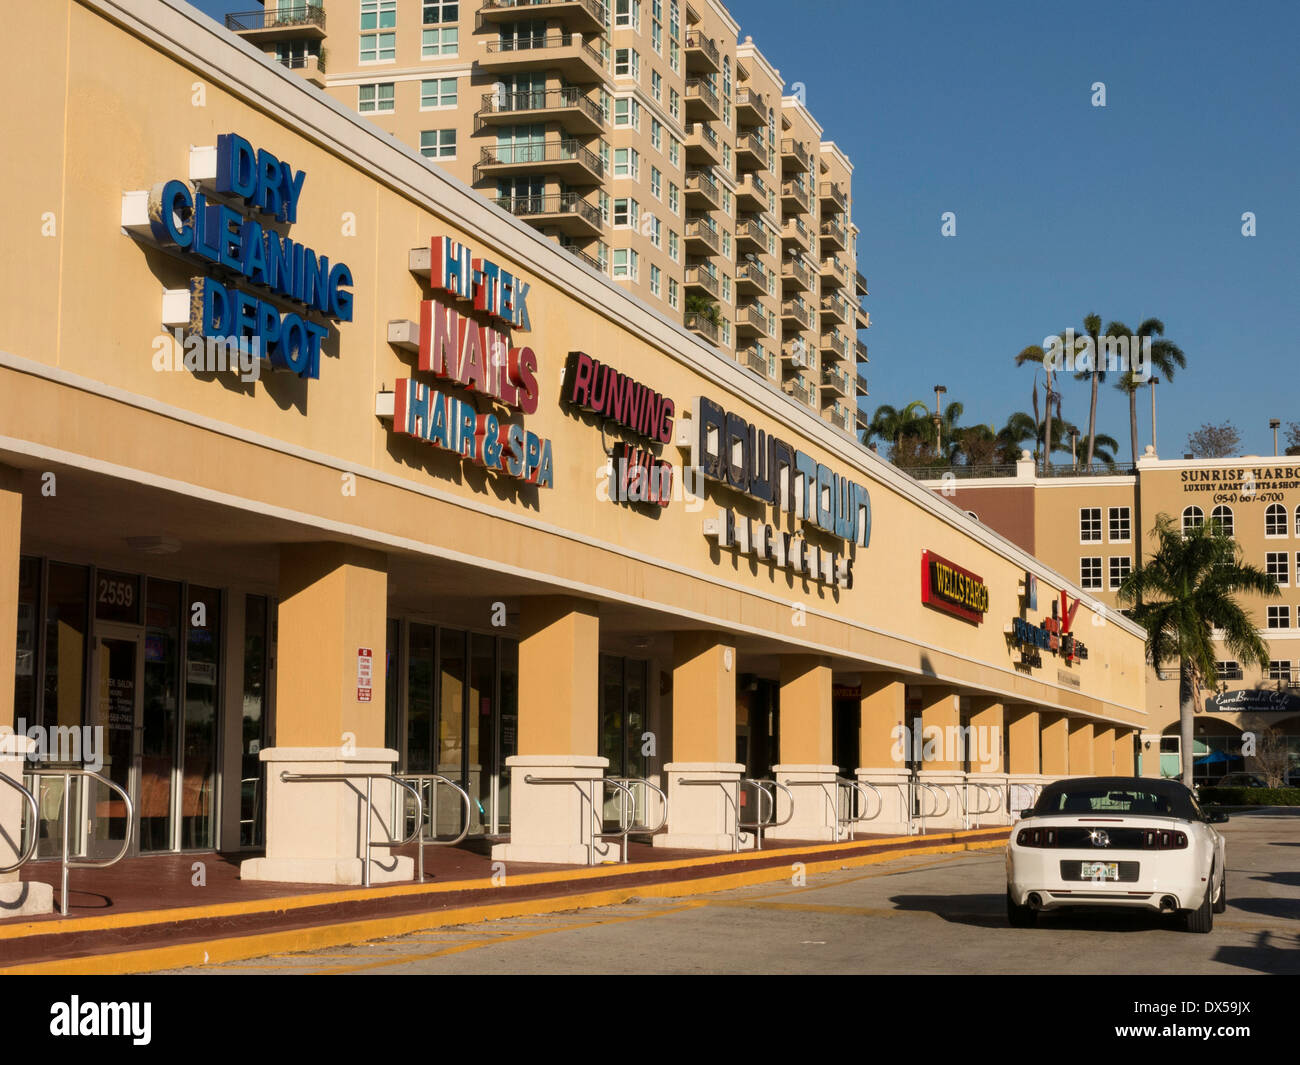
[997,411,1039,463]
[1072,313,1115,467]
[1111,318,1186,466]
[1016,332,1074,471]
[917,399,965,461]
[1117,514,1279,787]
[867,401,928,452]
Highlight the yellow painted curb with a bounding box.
[0,835,1007,975]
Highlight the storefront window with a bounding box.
[384,618,401,754]
[407,623,435,774]
[239,595,269,848]
[14,557,39,725]
[181,586,220,849]
[469,634,495,835]
[43,562,89,734]
[141,579,181,851]
[499,640,518,833]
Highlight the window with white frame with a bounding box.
[651,70,662,102]
[721,275,731,303]
[598,190,610,224]
[669,88,680,122]
[421,27,457,56]
[651,20,662,53]
[1267,605,1290,629]
[420,78,457,109]
[614,48,640,79]
[614,97,641,129]
[423,0,457,23]
[1109,556,1131,589]
[596,241,609,272]
[1108,506,1131,542]
[359,83,395,113]
[1210,504,1234,537]
[669,137,680,168]
[1080,557,1102,590]
[668,182,679,214]
[649,215,661,247]
[668,229,678,261]
[612,197,638,227]
[668,277,679,309]
[614,0,640,30]
[669,0,679,38]
[650,118,662,152]
[1266,503,1287,537]
[612,248,638,279]
[1080,507,1102,543]
[650,166,661,199]
[649,263,661,297]
[1182,506,1204,534]
[361,0,396,30]
[1266,551,1290,585]
[1268,660,1292,682]
[360,32,396,62]
[419,129,456,159]
[613,147,639,179]
[1295,504,1300,536]
[1215,660,1242,680]
[669,39,679,73]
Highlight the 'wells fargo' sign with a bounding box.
[921,550,989,624]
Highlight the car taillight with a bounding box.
[1142,829,1187,850]
[1016,827,1057,847]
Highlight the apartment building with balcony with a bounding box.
[229,0,871,437]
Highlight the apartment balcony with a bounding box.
[685,262,720,298]
[735,130,769,172]
[685,215,721,255]
[493,192,602,237]
[780,256,814,292]
[274,51,325,88]
[780,138,811,172]
[735,300,770,338]
[478,0,606,34]
[685,311,720,344]
[820,218,848,251]
[780,178,810,214]
[821,329,850,362]
[735,88,767,127]
[856,338,869,364]
[476,88,604,135]
[736,259,770,295]
[741,346,769,377]
[856,404,870,427]
[856,304,871,330]
[855,368,870,395]
[781,215,811,253]
[825,403,855,434]
[735,216,767,253]
[685,78,721,121]
[685,168,720,210]
[226,5,325,40]
[684,31,721,74]
[819,181,848,214]
[780,299,811,330]
[784,377,817,410]
[820,293,848,326]
[820,255,847,289]
[856,271,869,297]
[480,33,607,85]
[475,138,604,184]
[684,121,721,166]
[736,172,769,212]
[821,366,850,398]
[781,340,811,371]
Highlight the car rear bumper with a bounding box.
[1007,850,1205,912]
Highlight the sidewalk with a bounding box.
[0,826,1011,974]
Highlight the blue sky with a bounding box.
[190,0,1297,459]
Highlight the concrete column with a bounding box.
[1040,712,1070,778]
[772,655,836,841]
[243,543,410,885]
[854,673,910,835]
[494,596,608,864]
[966,697,1009,826]
[0,466,53,917]
[1140,733,1163,778]
[655,631,744,851]
[1068,718,1095,777]
[1007,706,1043,818]
[1092,725,1115,776]
[916,685,964,830]
[1115,730,1137,776]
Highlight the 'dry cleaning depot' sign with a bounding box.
[127,133,354,378]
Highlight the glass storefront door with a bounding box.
[90,626,144,858]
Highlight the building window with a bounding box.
[649,215,661,247]
[1295,504,1300,536]
[669,137,680,168]
[359,83,395,113]
[1108,506,1131,542]
[649,263,661,297]
[1266,551,1290,586]
[650,166,662,199]
[668,182,679,214]
[1210,504,1234,537]
[422,0,457,22]
[612,197,638,227]
[614,0,640,30]
[614,97,641,129]
[667,229,678,262]
[419,129,457,159]
[612,248,639,279]
[652,20,662,53]
[614,48,640,79]
[1268,660,1292,682]
[1266,503,1287,537]
[1080,557,1102,590]
[669,88,680,122]
[668,277,679,309]
[1080,507,1102,543]
[596,241,609,272]
[669,39,680,73]
[1182,506,1204,535]
[360,32,396,62]
[1267,605,1290,629]
[421,27,458,56]
[650,118,662,152]
[421,77,457,109]
[1215,660,1242,680]
[361,0,397,30]
[651,70,663,102]
[1109,556,1132,589]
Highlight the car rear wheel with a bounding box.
[1007,888,1036,928]
[1182,880,1214,933]
[1212,868,1227,914]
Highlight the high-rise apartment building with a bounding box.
[227,0,871,436]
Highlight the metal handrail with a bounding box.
[1008,781,1042,817]
[522,775,638,864]
[740,778,793,850]
[679,777,744,852]
[607,775,669,845]
[25,769,134,916]
[915,781,950,834]
[279,771,422,887]
[0,773,38,874]
[396,773,473,862]
[844,778,883,830]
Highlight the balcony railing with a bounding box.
[821,330,849,360]
[684,311,719,343]
[686,215,720,253]
[738,260,769,290]
[781,179,810,213]
[484,33,605,68]
[820,219,848,247]
[685,168,720,207]
[686,120,718,149]
[685,264,719,297]
[494,192,600,228]
[856,338,869,363]
[481,0,607,23]
[277,52,325,74]
[735,88,767,122]
[785,378,816,409]
[559,241,602,271]
[781,257,813,290]
[478,138,603,175]
[780,138,810,170]
[822,367,850,396]
[819,181,847,212]
[856,270,868,295]
[781,299,811,329]
[684,31,720,70]
[743,346,769,375]
[685,78,720,116]
[737,130,768,167]
[736,217,767,246]
[226,5,325,32]
[855,369,870,394]
[478,87,603,126]
[738,301,767,332]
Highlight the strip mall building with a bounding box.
[0,0,1148,914]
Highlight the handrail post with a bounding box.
[61,772,71,917]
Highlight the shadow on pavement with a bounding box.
[887,893,1181,932]
[1212,930,1300,974]
[1222,894,1300,920]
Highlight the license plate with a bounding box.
[1081,862,1118,881]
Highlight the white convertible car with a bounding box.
[1006,776,1229,933]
